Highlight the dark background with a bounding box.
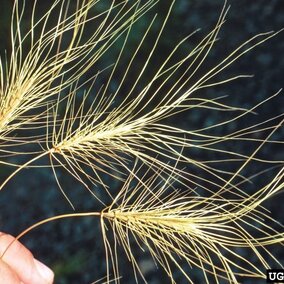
[0,0,283,283]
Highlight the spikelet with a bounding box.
[0,0,157,143]
[34,2,284,201]
[13,163,284,283]
[99,163,284,283]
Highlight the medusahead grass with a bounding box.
[13,163,284,283]
[0,0,156,141]
[0,0,283,283]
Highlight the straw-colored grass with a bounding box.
[0,0,283,283]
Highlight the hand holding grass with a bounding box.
[0,0,283,282]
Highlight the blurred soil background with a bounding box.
[0,0,283,283]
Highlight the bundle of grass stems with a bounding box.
[0,0,283,283]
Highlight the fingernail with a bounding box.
[34,259,54,283]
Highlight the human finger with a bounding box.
[0,233,54,284]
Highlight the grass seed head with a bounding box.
[0,0,283,283]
